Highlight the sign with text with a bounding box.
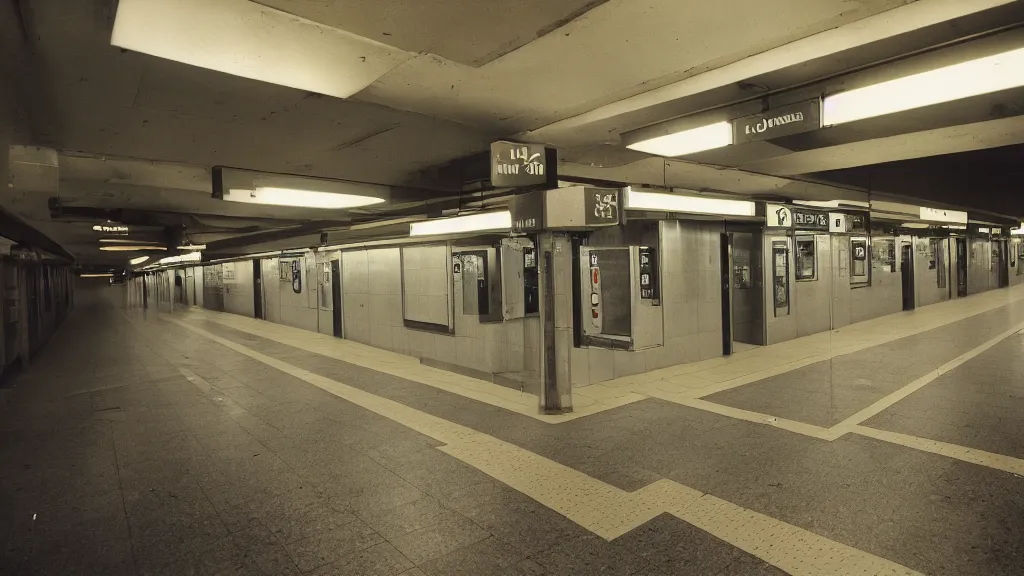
[491,141,552,188]
[584,188,621,226]
[733,100,821,144]
[510,190,545,233]
[638,246,659,303]
[767,204,828,230]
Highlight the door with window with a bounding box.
[727,229,764,349]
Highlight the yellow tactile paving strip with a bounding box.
[169,317,922,576]
[178,310,645,423]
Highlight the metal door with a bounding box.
[956,238,968,297]
[901,243,915,310]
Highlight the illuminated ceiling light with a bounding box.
[177,244,207,250]
[919,206,968,224]
[823,46,1024,125]
[130,256,150,265]
[625,122,732,157]
[623,188,756,217]
[99,245,168,252]
[792,199,871,209]
[409,211,512,237]
[100,238,165,246]
[222,187,386,209]
[80,273,114,278]
[158,252,202,265]
[945,225,968,230]
[111,0,411,99]
[901,222,931,229]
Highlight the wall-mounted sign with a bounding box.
[491,141,553,188]
[766,204,828,230]
[638,247,659,303]
[93,224,129,235]
[793,209,829,230]
[510,190,545,233]
[291,260,302,293]
[733,100,821,145]
[767,204,792,228]
[829,213,848,233]
[584,188,621,226]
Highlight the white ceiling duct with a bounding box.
[111,0,412,99]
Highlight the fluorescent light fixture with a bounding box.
[901,222,931,229]
[945,225,968,230]
[100,245,168,252]
[919,206,968,224]
[793,199,871,209]
[409,211,512,237]
[223,187,385,209]
[177,244,207,250]
[158,252,202,265]
[823,46,1024,125]
[80,273,114,278]
[626,121,732,157]
[130,256,150,265]
[100,238,146,244]
[624,188,756,217]
[111,0,411,99]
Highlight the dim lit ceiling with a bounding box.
[1,0,1021,268]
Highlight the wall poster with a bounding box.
[772,240,790,315]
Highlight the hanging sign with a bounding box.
[768,204,828,230]
[733,100,821,144]
[490,141,553,188]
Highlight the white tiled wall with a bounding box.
[574,220,723,387]
[222,261,255,318]
[340,245,534,377]
[401,245,450,327]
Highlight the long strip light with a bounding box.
[624,189,756,217]
[224,187,385,209]
[130,256,150,265]
[80,273,114,278]
[409,211,512,237]
[177,244,207,250]
[823,46,1024,125]
[158,252,203,265]
[100,245,168,252]
[626,121,733,157]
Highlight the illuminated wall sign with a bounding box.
[732,100,821,145]
[766,204,828,230]
[584,188,621,226]
[93,224,129,235]
[490,141,554,188]
[920,206,967,224]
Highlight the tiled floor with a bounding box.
[4,284,1024,575]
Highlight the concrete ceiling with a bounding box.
[2,0,1021,268]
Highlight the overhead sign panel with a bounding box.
[919,206,967,224]
[733,100,821,144]
[490,141,555,188]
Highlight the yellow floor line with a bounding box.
[829,322,1024,438]
[852,425,1024,477]
[178,310,646,423]
[169,316,921,576]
